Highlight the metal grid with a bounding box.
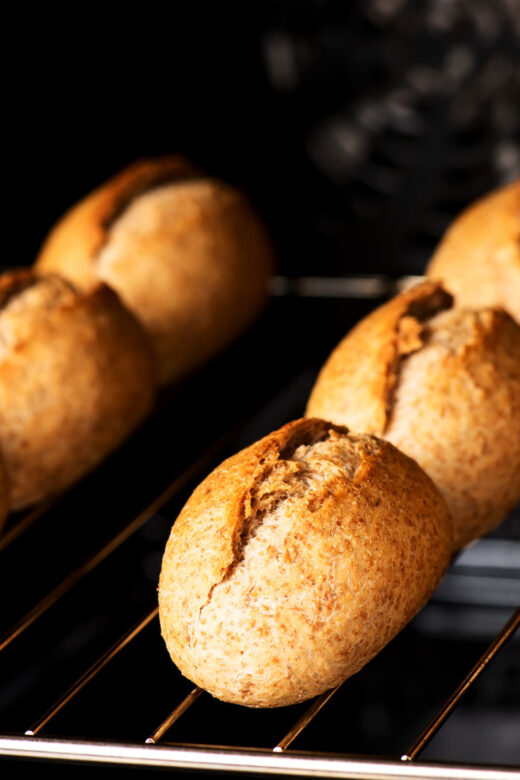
[0,280,518,779]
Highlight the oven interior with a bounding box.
[2,2,519,776]
[0,288,518,777]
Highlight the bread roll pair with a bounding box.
[159,418,452,708]
[0,271,155,511]
[36,156,274,385]
[307,281,520,549]
[0,157,273,514]
[427,178,520,323]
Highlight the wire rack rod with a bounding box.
[0,436,231,654]
[25,607,159,736]
[401,606,520,762]
[0,737,517,778]
[146,687,203,744]
[274,687,341,752]
[268,275,424,299]
[0,501,54,553]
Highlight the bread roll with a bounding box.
[35,156,274,385]
[159,418,452,708]
[306,281,520,549]
[427,179,520,323]
[0,270,155,510]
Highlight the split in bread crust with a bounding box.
[36,156,202,289]
[306,281,520,549]
[307,281,453,436]
[159,418,452,708]
[35,156,274,385]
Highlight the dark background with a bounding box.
[7,1,520,278]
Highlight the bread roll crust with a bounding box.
[159,418,452,708]
[306,281,454,435]
[427,179,520,322]
[306,282,520,548]
[35,156,274,385]
[0,270,155,510]
[36,156,200,289]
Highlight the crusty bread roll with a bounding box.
[159,418,452,708]
[0,270,155,510]
[35,156,274,385]
[427,179,520,323]
[306,281,520,549]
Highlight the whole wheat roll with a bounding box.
[0,270,156,510]
[427,178,520,323]
[306,281,520,549]
[35,156,274,385]
[159,418,452,708]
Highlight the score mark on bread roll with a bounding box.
[35,156,274,385]
[306,281,520,549]
[159,418,452,708]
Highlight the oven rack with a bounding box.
[0,280,518,779]
[0,470,517,778]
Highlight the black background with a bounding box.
[6,7,282,270]
[8,2,518,280]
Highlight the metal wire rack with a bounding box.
[0,280,518,779]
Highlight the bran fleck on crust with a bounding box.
[306,282,520,549]
[35,156,274,385]
[427,178,520,323]
[0,270,156,510]
[159,418,452,708]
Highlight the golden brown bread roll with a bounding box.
[0,270,155,510]
[306,281,520,549]
[35,156,274,385]
[427,179,520,323]
[159,418,452,708]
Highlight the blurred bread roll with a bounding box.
[0,271,155,510]
[427,179,520,323]
[35,156,274,385]
[159,418,451,708]
[306,281,520,549]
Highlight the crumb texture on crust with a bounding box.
[0,273,156,510]
[306,284,520,549]
[427,178,520,322]
[159,418,452,708]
